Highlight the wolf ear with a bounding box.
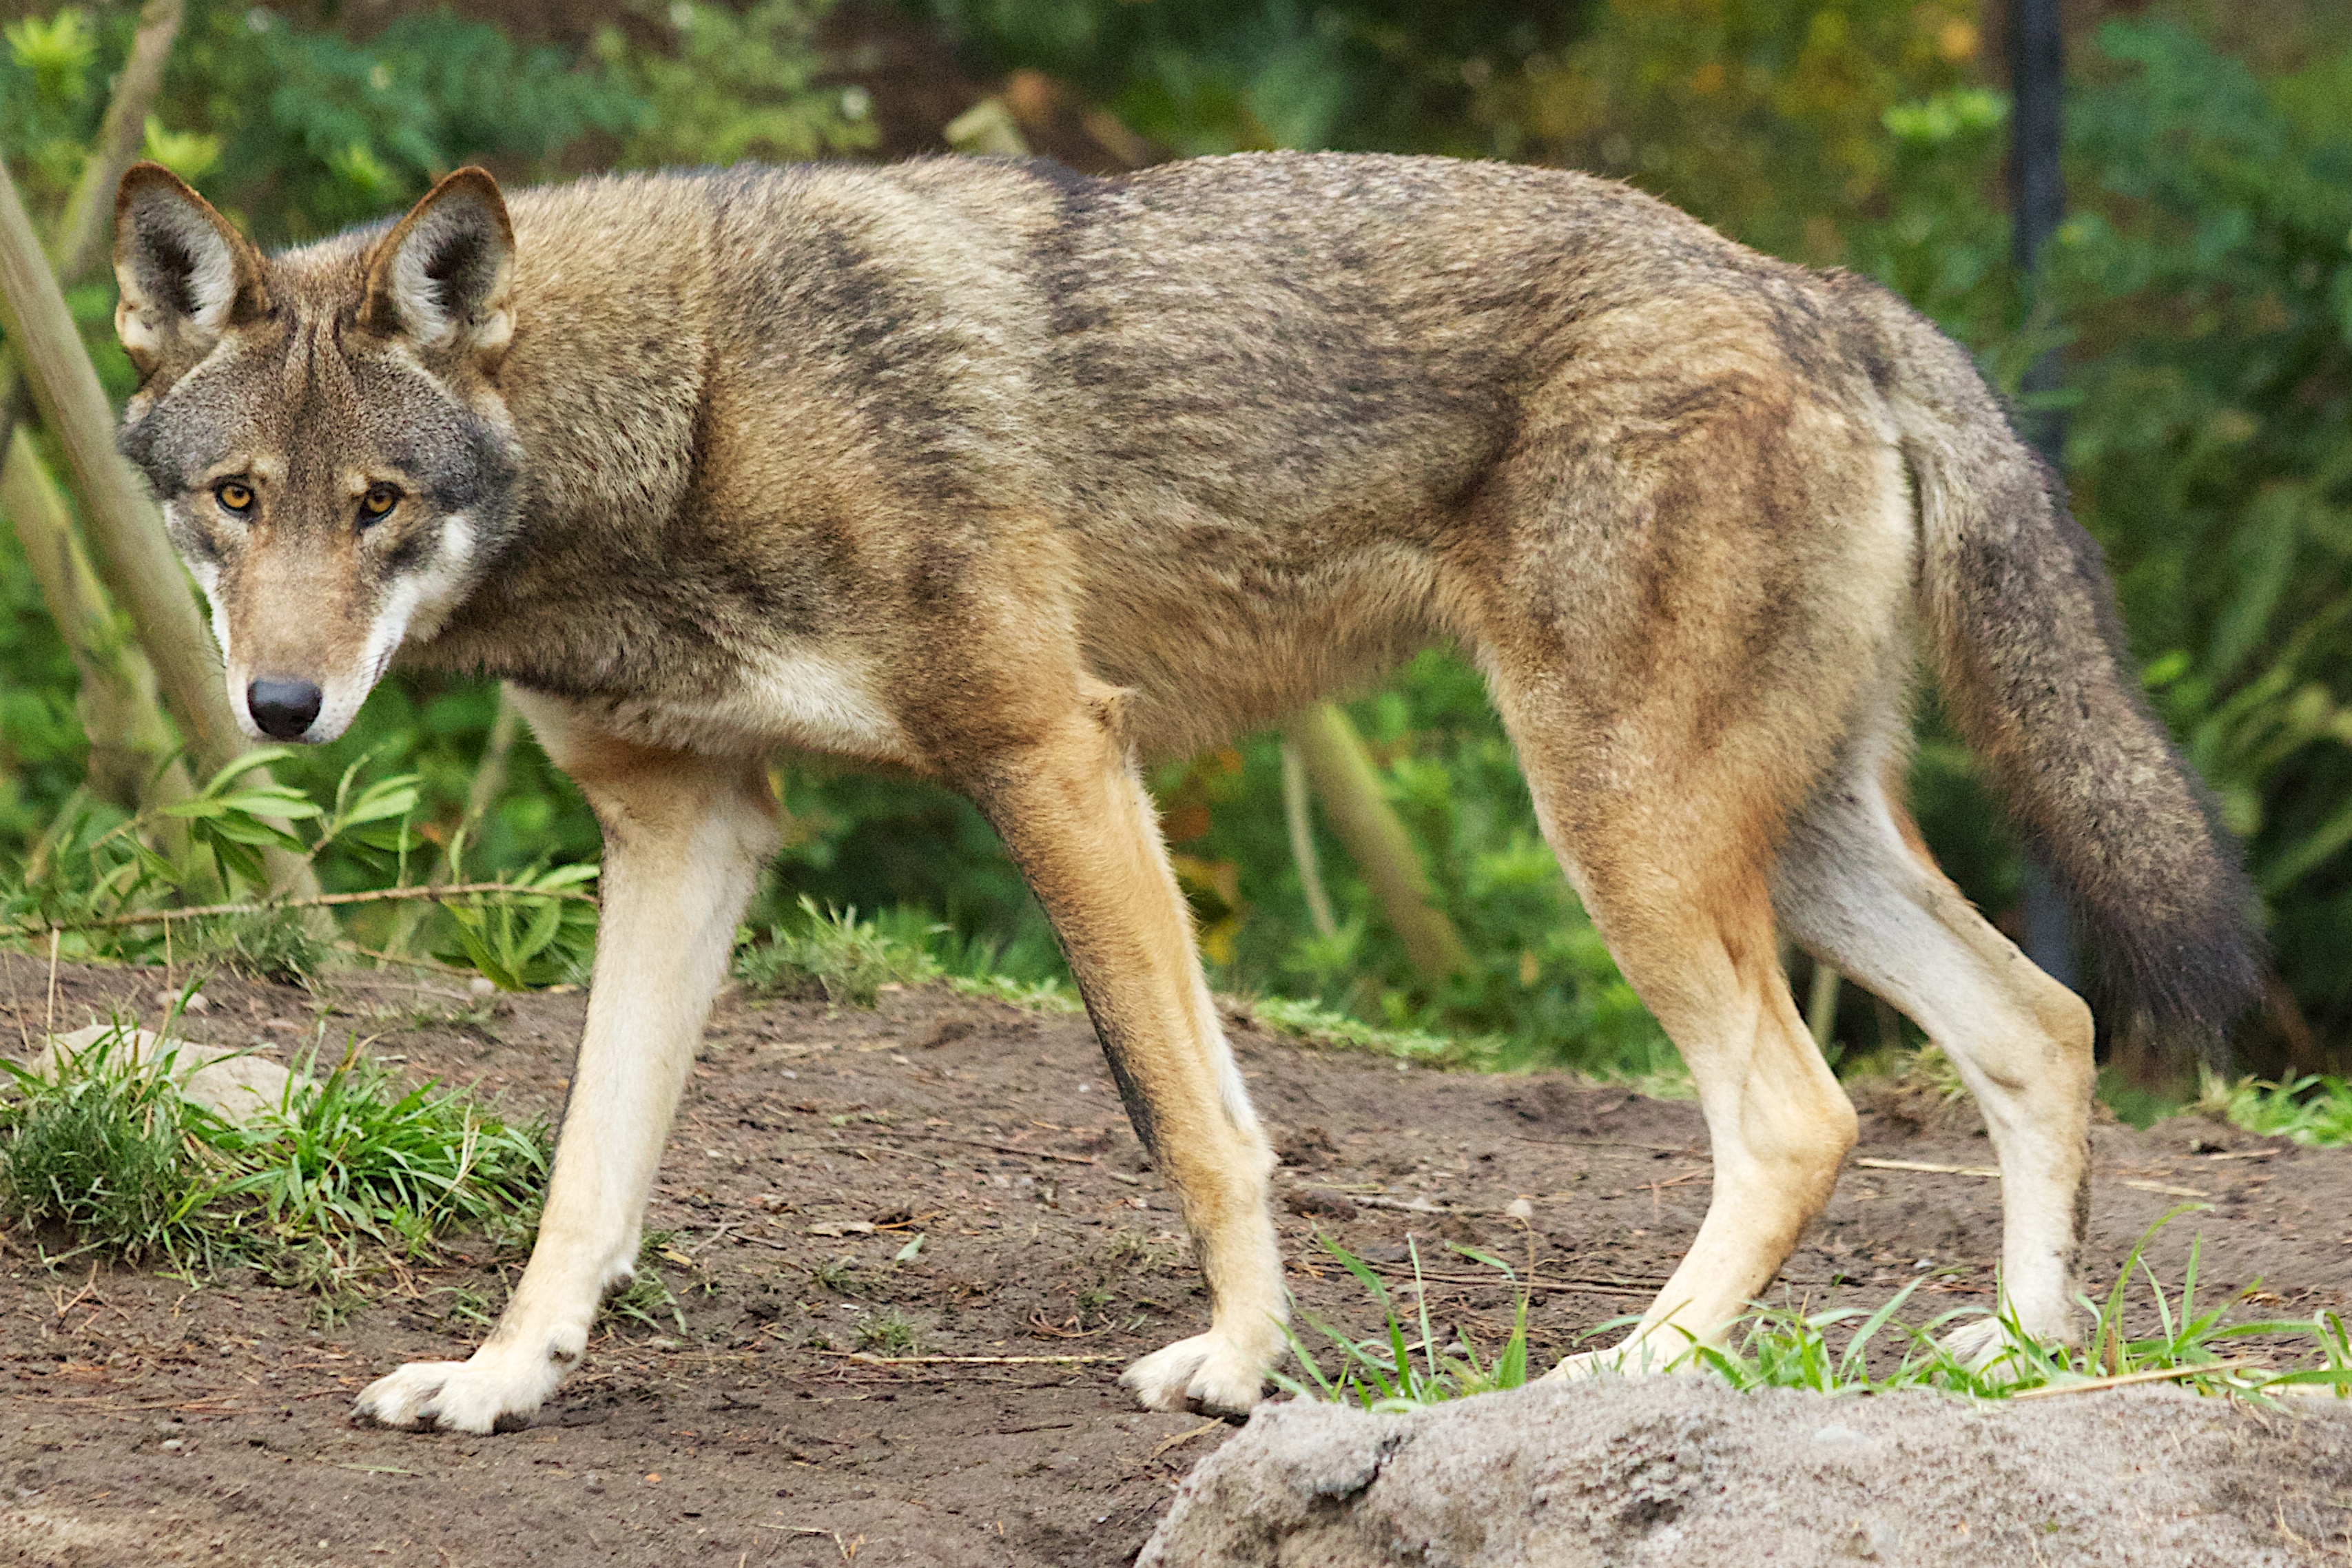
[113,163,269,374]
[362,167,515,371]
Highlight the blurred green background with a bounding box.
[4,0,2351,1090]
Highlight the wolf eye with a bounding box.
[359,483,401,524]
[214,480,254,514]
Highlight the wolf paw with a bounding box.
[352,1351,561,1434]
[1122,1332,1270,1418]
[1543,1339,1686,1381]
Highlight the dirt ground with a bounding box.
[1,954,2346,1567]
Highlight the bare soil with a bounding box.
[1,956,2346,1567]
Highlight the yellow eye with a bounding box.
[215,480,254,513]
[360,483,400,523]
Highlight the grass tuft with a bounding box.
[855,1307,923,1355]
[0,1015,547,1292]
[735,896,940,1007]
[0,1028,214,1265]
[1283,1211,2352,1413]
[1274,1232,1533,1411]
[2197,1069,2352,1147]
[1246,997,1499,1071]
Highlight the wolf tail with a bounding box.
[1855,286,2260,1049]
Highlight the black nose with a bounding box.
[246,678,323,741]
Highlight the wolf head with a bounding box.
[112,164,524,743]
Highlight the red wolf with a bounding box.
[110,151,2256,1432]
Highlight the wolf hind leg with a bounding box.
[1500,747,1859,1374]
[960,688,1283,1417]
[353,700,778,1434]
[1773,735,2095,1356]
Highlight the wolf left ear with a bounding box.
[362,167,515,371]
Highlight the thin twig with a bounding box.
[811,1350,1121,1366]
[2008,1359,2263,1402]
[856,1131,1103,1167]
[5,880,597,939]
[1854,1157,2000,1178]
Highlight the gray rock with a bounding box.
[33,1024,300,1124]
[1142,1377,2349,1567]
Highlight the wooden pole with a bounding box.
[1281,703,1470,984]
[0,426,191,816]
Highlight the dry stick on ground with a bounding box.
[0,122,320,902]
[1282,702,1470,984]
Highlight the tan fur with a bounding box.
[110,150,2252,1432]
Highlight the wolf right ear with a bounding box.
[113,163,270,375]
[362,167,515,372]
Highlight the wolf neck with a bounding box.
[417,172,726,696]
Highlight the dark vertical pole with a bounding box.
[2010,0,2078,994]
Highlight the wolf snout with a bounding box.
[247,678,324,741]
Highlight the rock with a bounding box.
[33,1024,301,1124]
[1141,1378,2346,1567]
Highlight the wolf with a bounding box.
[110,150,2256,1432]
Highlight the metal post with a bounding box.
[2009,0,2077,993]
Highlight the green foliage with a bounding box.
[0,1018,548,1285]
[914,0,1592,156]
[596,0,875,167]
[163,1,643,240]
[0,1025,211,1263]
[603,1232,690,1334]
[1275,1232,1534,1411]
[1286,1211,2352,1410]
[2196,1069,2352,1146]
[1247,995,1496,1071]
[207,1043,550,1260]
[433,861,600,991]
[735,895,942,1006]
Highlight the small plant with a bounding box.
[809,1255,865,1297]
[735,896,940,1007]
[2196,1069,2352,1148]
[601,1231,690,1335]
[1275,1233,1532,1412]
[855,1307,923,1356]
[433,858,601,991]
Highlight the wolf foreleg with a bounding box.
[355,713,776,1434]
[964,701,1286,1417]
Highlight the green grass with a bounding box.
[2197,1069,2352,1147]
[1247,996,1500,1071]
[855,1307,924,1355]
[0,1027,214,1265]
[735,896,941,1007]
[0,1015,548,1290]
[1275,1232,1534,1411]
[1283,1213,2352,1413]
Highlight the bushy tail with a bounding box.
[1860,290,2260,1049]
